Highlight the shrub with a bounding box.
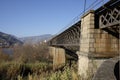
[0,43,82,80]
[0,62,53,80]
[12,43,50,63]
[0,50,11,63]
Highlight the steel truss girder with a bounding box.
[49,21,81,51]
[99,3,120,29]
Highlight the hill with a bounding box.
[19,34,52,44]
[0,31,23,47]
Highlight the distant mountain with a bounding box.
[19,34,53,44]
[0,31,23,47]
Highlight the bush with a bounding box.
[17,64,80,80]
[13,44,50,63]
[0,62,22,80]
[0,62,52,80]
[0,50,11,63]
[0,43,82,80]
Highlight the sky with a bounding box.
[0,0,109,37]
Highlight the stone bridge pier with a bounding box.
[77,10,119,79]
[49,46,66,70]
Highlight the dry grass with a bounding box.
[0,43,93,80]
[0,49,11,63]
[17,64,80,80]
[12,43,50,63]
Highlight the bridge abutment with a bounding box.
[49,46,66,70]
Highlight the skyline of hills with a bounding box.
[0,31,53,46]
[19,34,53,44]
[0,31,23,47]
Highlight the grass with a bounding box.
[0,61,80,80]
[0,43,93,80]
[17,64,80,80]
[0,62,53,80]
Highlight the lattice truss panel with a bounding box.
[99,5,120,38]
[99,5,120,28]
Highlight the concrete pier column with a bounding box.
[49,47,66,70]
